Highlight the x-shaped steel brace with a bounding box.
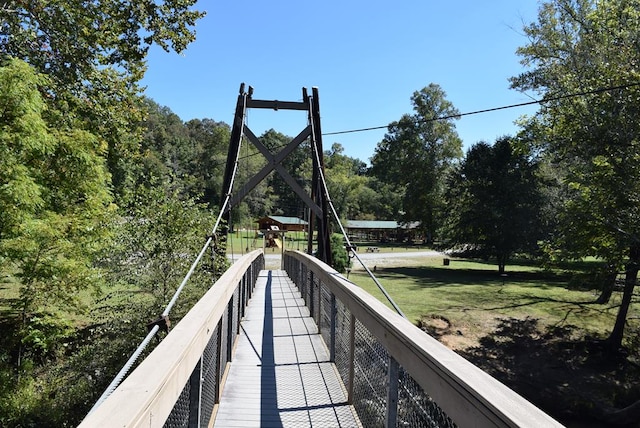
[228,125,323,217]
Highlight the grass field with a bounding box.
[348,255,640,350]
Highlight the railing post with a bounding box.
[385,356,399,428]
[309,271,315,319]
[187,358,202,427]
[317,280,322,334]
[237,281,242,332]
[226,297,234,363]
[299,263,306,302]
[240,276,246,318]
[215,319,223,404]
[348,313,355,404]
[330,293,336,362]
[248,264,253,300]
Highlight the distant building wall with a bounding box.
[257,216,307,232]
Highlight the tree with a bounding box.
[104,183,217,314]
[0,0,205,194]
[330,234,349,273]
[443,137,543,273]
[186,118,232,206]
[137,99,235,206]
[0,58,51,239]
[511,0,640,350]
[0,59,113,369]
[371,84,462,240]
[324,143,369,221]
[0,0,203,85]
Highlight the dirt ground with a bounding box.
[419,314,640,427]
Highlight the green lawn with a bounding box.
[349,256,640,349]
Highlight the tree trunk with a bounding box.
[606,244,639,351]
[595,269,617,304]
[497,253,507,274]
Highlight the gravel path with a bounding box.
[229,250,446,270]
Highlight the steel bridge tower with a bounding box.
[218,84,332,265]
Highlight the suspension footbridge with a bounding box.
[79,85,564,427]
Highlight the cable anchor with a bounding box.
[147,315,170,342]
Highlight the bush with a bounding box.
[330,234,349,273]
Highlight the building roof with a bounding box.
[345,220,420,230]
[259,216,308,226]
[345,220,399,230]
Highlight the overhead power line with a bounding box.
[232,81,640,163]
[322,82,640,137]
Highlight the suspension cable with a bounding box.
[307,95,407,319]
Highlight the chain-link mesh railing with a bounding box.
[398,368,456,428]
[161,254,263,428]
[320,282,332,347]
[334,298,352,393]
[285,252,459,428]
[352,318,391,426]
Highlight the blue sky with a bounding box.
[142,1,542,163]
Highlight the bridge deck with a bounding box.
[213,269,360,427]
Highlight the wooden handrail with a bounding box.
[285,250,564,428]
[79,250,264,428]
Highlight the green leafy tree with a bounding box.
[111,185,217,308]
[358,178,403,221]
[511,0,640,351]
[443,137,543,273]
[0,0,203,87]
[0,59,113,369]
[0,58,51,238]
[324,143,369,220]
[186,118,232,206]
[0,0,205,194]
[17,183,220,427]
[371,84,462,241]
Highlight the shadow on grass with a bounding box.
[375,265,570,288]
[459,318,640,427]
[449,256,605,272]
[371,266,605,314]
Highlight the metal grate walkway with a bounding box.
[213,270,360,427]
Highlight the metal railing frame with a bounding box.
[79,250,264,428]
[284,250,564,428]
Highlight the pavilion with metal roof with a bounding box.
[257,215,308,232]
[345,220,418,242]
